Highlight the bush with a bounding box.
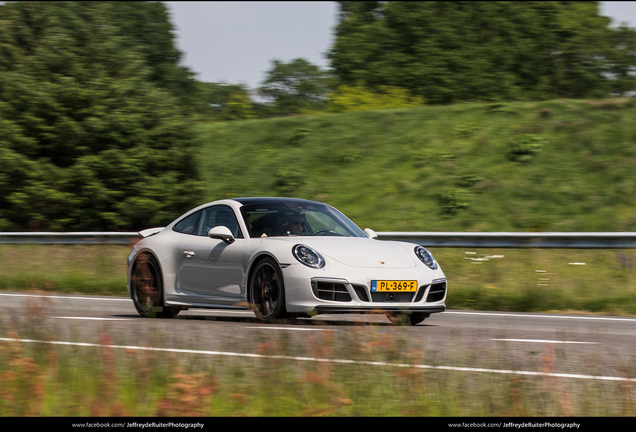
[327,82,424,113]
[508,134,547,163]
[437,188,473,215]
[274,168,306,196]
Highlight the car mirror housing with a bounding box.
[208,226,235,244]
[364,228,378,239]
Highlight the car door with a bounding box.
[177,205,245,304]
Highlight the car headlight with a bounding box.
[292,244,325,269]
[415,246,438,270]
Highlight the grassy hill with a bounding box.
[195,98,636,233]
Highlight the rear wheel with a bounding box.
[249,257,288,322]
[131,253,179,318]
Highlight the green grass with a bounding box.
[2,245,636,316]
[194,98,636,233]
[0,244,128,296]
[435,247,636,316]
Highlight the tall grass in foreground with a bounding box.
[1,325,635,417]
[1,245,635,316]
[1,280,636,417]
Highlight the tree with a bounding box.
[328,1,636,103]
[0,1,202,231]
[606,26,636,96]
[257,58,334,116]
[204,82,257,120]
[107,1,208,116]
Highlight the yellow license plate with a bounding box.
[371,280,417,292]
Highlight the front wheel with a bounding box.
[131,253,179,318]
[249,257,288,322]
[386,312,428,326]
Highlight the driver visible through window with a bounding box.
[285,214,307,236]
[240,201,366,238]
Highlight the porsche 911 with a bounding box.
[127,197,447,325]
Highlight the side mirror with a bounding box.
[208,226,235,244]
[364,228,378,239]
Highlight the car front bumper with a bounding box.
[281,261,447,316]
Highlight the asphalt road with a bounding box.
[1,291,635,383]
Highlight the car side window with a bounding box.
[197,205,243,238]
[173,210,201,235]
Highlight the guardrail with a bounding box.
[2,231,636,248]
[377,232,636,248]
[0,232,139,245]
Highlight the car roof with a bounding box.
[231,197,323,207]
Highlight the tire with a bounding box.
[249,257,288,322]
[131,253,179,318]
[385,312,428,326]
[408,312,429,325]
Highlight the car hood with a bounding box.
[271,237,417,268]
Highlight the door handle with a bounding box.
[183,250,195,258]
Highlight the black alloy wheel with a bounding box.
[250,257,288,321]
[131,253,179,318]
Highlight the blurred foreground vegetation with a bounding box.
[1,310,635,416]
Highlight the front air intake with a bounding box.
[352,284,370,302]
[311,281,352,302]
[426,280,447,302]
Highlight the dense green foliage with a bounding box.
[205,82,257,120]
[196,98,636,233]
[0,2,202,231]
[329,1,636,104]
[1,1,636,233]
[107,1,208,116]
[257,58,335,116]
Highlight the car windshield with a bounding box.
[240,201,367,238]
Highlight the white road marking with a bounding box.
[0,292,131,302]
[0,336,633,383]
[56,316,131,321]
[443,311,636,323]
[491,339,598,344]
[247,326,338,332]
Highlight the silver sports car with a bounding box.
[127,197,447,325]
